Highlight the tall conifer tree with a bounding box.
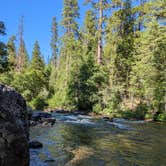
[50,17,58,67]
[0,21,7,72]
[7,36,17,71]
[31,41,44,71]
[16,16,29,72]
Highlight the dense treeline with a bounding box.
[0,0,166,121]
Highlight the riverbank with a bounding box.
[42,108,162,123]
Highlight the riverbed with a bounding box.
[30,113,166,166]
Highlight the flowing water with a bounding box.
[30,113,166,166]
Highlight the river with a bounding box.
[30,113,166,166]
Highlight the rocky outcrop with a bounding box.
[0,83,29,166]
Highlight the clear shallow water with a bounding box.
[30,113,166,166]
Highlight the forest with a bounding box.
[0,0,166,121]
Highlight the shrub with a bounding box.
[156,113,166,122]
[92,103,102,114]
[30,97,48,110]
[121,104,148,120]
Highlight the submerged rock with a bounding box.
[31,111,52,121]
[102,117,113,122]
[44,159,55,163]
[29,141,43,149]
[0,83,29,166]
[41,117,56,126]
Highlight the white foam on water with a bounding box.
[64,115,78,121]
[77,115,92,119]
[65,119,94,125]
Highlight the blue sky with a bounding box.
[0,0,88,62]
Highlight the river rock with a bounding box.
[29,120,38,127]
[0,83,29,166]
[31,111,52,121]
[41,118,56,126]
[30,111,56,127]
[102,117,113,122]
[29,141,43,149]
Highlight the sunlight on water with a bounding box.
[30,114,166,166]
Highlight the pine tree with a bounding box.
[31,41,45,71]
[67,8,109,111]
[130,0,166,119]
[103,0,136,112]
[83,10,97,58]
[85,0,110,64]
[114,0,134,96]
[61,0,79,37]
[7,36,17,71]
[49,0,80,109]
[16,16,29,72]
[50,17,58,67]
[67,10,97,110]
[61,0,79,81]
[49,17,58,92]
[0,21,7,72]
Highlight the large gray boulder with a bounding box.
[0,83,29,166]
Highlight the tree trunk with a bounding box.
[16,16,24,72]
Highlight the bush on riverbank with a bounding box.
[156,113,166,122]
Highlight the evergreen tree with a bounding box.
[67,9,108,111]
[0,21,7,72]
[13,41,46,108]
[31,41,45,71]
[104,0,136,113]
[7,36,17,71]
[85,0,110,64]
[61,0,79,36]
[16,17,29,72]
[61,0,80,81]
[114,0,134,99]
[50,17,58,66]
[49,0,80,109]
[49,17,58,92]
[83,10,97,58]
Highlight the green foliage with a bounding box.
[68,58,107,111]
[0,72,14,86]
[1,1,165,121]
[29,96,48,110]
[12,70,45,101]
[121,104,148,120]
[92,103,102,114]
[156,113,166,122]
